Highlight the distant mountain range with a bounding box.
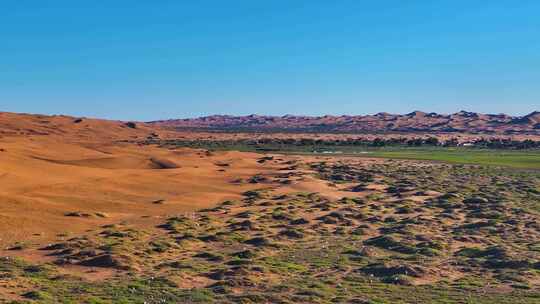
[150,111,540,134]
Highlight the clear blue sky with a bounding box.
[1,1,539,120]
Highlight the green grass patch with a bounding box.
[361,148,540,169]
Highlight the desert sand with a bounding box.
[0,112,285,249]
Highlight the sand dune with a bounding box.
[0,121,283,249]
[32,156,179,170]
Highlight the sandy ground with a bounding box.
[0,139,285,248]
[0,113,290,250]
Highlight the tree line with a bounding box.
[147,137,540,150]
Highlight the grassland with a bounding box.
[154,140,540,170]
[343,148,540,169]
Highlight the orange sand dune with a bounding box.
[0,111,161,140]
[0,130,280,249]
[32,155,180,170]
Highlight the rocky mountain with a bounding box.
[149,111,540,134]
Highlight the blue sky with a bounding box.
[1,1,539,120]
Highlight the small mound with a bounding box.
[78,254,131,270]
[149,157,179,169]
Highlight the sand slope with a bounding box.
[0,114,282,248]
